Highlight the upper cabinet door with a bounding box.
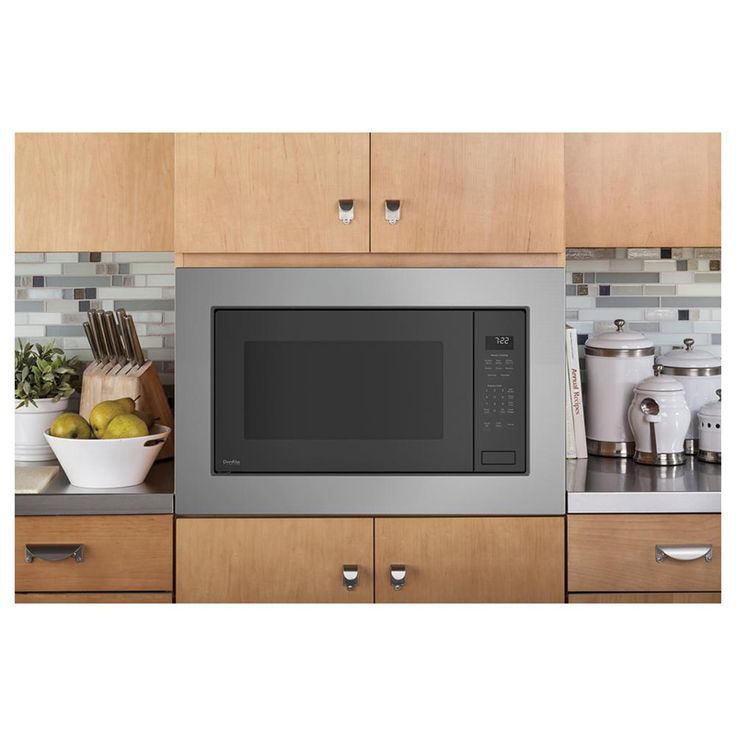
[15,133,174,252]
[565,133,721,248]
[175,133,370,253]
[370,133,564,254]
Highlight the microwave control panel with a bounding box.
[474,309,527,473]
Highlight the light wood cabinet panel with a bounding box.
[15,593,172,603]
[568,593,720,604]
[370,133,564,254]
[565,133,720,247]
[15,133,174,252]
[15,515,173,592]
[374,517,564,603]
[176,518,374,603]
[568,514,720,593]
[174,133,370,253]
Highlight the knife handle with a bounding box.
[92,310,113,362]
[82,322,101,362]
[124,314,146,365]
[103,312,122,365]
[116,308,135,364]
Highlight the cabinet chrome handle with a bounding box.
[342,565,359,591]
[655,544,713,563]
[338,199,354,224]
[25,544,84,563]
[385,200,401,224]
[390,564,406,590]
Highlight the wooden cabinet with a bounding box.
[567,514,720,594]
[370,133,565,255]
[176,518,374,603]
[565,133,721,248]
[174,133,370,254]
[15,133,174,252]
[15,593,172,603]
[568,593,720,604]
[374,517,564,603]
[15,515,173,593]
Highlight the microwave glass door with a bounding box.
[213,309,473,473]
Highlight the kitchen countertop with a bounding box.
[15,459,174,516]
[567,456,721,514]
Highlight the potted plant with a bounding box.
[15,340,81,461]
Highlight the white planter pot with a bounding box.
[15,397,70,462]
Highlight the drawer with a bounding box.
[15,593,172,604]
[16,515,173,593]
[568,514,720,593]
[568,593,720,604]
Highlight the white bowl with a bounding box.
[44,424,171,488]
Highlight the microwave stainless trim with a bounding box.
[176,268,565,516]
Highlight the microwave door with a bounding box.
[213,309,473,474]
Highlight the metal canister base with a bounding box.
[684,438,698,455]
[633,450,685,466]
[697,449,721,465]
[587,439,635,458]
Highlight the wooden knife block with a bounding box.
[79,361,174,460]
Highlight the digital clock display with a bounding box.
[486,335,514,350]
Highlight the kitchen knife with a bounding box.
[82,321,101,362]
[116,308,136,365]
[100,310,121,366]
[92,310,113,363]
[124,314,146,365]
[105,311,126,365]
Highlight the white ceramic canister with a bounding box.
[696,389,721,464]
[584,318,655,457]
[627,365,690,466]
[657,338,721,454]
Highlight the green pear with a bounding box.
[49,413,92,440]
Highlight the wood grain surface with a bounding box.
[16,133,174,251]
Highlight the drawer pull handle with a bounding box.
[25,544,84,564]
[390,564,406,591]
[655,544,713,563]
[342,565,359,591]
[338,199,354,224]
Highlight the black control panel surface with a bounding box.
[474,309,527,473]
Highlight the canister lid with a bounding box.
[585,318,655,355]
[657,338,721,371]
[698,389,722,420]
[634,364,685,393]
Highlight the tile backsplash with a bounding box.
[15,252,174,397]
[566,248,721,370]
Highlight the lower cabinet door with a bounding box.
[176,518,374,603]
[374,517,565,603]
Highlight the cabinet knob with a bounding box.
[25,544,84,563]
[338,199,354,225]
[385,200,401,224]
[390,564,406,590]
[342,564,359,591]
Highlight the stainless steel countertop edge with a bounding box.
[15,493,174,516]
[567,490,721,514]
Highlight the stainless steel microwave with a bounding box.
[176,268,564,516]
